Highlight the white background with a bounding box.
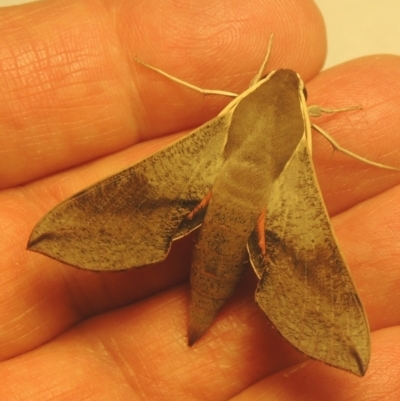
[0,0,399,68]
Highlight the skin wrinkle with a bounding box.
[0,2,139,189]
[4,30,101,101]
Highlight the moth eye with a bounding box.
[302,87,308,100]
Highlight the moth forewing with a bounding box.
[28,111,233,270]
[248,134,371,376]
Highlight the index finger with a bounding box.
[0,0,326,189]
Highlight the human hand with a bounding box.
[1,0,400,400]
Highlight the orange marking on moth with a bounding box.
[187,190,212,219]
[257,210,266,255]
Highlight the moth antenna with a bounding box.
[134,58,238,98]
[249,33,274,87]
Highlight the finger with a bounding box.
[332,185,400,333]
[0,0,326,189]
[306,56,400,336]
[307,55,400,216]
[0,279,312,400]
[1,281,398,400]
[229,328,400,401]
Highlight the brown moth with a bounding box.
[28,37,394,376]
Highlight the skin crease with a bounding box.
[0,0,400,399]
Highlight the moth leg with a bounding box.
[307,105,361,117]
[134,59,238,98]
[187,190,212,219]
[256,210,267,255]
[312,123,400,171]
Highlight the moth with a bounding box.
[28,37,393,376]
